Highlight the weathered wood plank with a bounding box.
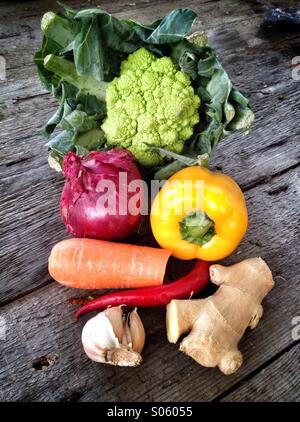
[1,0,299,104]
[0,0,263,31]
[2,0,299,167]
[1,0,300,305]
[220,343,300,402]
[0,167,299,401]
[1,0,300,402]
[1,77,300,304]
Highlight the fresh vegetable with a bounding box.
[44,48,200,167]
[76,260,210,318]
[103,48,200,166]
[166,258,274,375]
[48,238,171,289]
[35,6,254,174]
[82,306,145,366]
[60,149,143,240]
[150,166,248,261]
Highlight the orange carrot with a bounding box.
[48,238,171,289]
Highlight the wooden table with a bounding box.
[1,0,299,402]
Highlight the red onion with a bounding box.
[60,149,143,240]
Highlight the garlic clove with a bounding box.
[123,314,133,349]
[81,315,102,357]
[81,311,119,363]
[105,306,124,344]
[121,331,128,347]
[83,343,107,363]
[81,306,146,366]
[129,308,145,354]
[107,346,142,367]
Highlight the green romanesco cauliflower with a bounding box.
[101,48,200,166]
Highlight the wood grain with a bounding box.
[1,0,300,304]
[0,168,299,401]
[220,343,300,402]
[1,0,300,402]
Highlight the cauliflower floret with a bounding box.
[137,113,157,132]
[125,93,146,119]
[101,111,136,148]
[102,47,200,166]
[141,72,158,91]
[106,85,119,107]
[129,133,163,167]
[151,57,176,76]
[113,71,137,97]
[121,47,155,74]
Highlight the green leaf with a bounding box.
[206,69,232,110]
[227,106,255,132]
[59,109,99,132]
[33,39,62,91]
[127,8,197,44]
[171,40,200,79]
[197,49,218,77]
[73,16,105,81]
[44,101,66,138]
[41,12,79,49]
[43,84,72,137]
[75,9,141,53]
[199,122,225,154]
[75,128,106,151]
[46,125,106,162]
[76,93,106,117]
[46,130,75,155]
[35,5,254,174]
[197,85,211,102]
[230,88,250,107]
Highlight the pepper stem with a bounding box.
[179,211,215,246]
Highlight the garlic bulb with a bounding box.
[81,306,145,366]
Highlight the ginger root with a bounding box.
[166,257,274,375]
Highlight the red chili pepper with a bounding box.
[76,260,210,318]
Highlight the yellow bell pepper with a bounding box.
[150,167,248,261]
